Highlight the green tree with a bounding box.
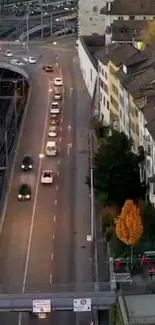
[88,131,143,207]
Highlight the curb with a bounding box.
[0,84,32,236]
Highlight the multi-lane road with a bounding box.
[0,38,93,324]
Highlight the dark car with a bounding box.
[21,154,33,171]
[43,65,54,72]
[49,115,59,125]
[18,184,31,201]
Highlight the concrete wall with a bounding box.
[78,38,97,98]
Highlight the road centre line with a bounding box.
[54,215,56,222]
[60,126,62,132]
[50,274,53,283]
[52,233,55,239]
[56,184,58,191]
[55,200,57,205]
[61,117,63,123]
[59,137,62,142]
[58,159,60,165]
[57,171,59,177]
[22,80,52,293]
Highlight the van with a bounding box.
[46,141,57,156]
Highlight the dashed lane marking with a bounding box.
[52,233,55,239]
[58,159,60,165]
[50,274,52,283]
[59,137,62,142]
[51,253,54,260]
[54,214,56,222]
[55,200,57,205]
[56,185,58,191]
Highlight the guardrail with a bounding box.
[0,291,116,311]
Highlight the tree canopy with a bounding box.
[90,130,143,207]
[141,20,155,45]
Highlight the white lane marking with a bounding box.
[54,215,56,222]
[55,200,57,205]
[60,127,62,132]
[50,274,52,283]
[52,233,55,239]
[61,118,63,123]
[59,137,62,142]
[57,171,59,177]
[1,86,32,239]
[59,148,61,153]
[56,184,58,191]
[51,253,54,260]
[22,80,51,293]
[67,143,72,156]
[58,159,60,165]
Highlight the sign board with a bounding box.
[73,298,91,312]
[33,300,51,313]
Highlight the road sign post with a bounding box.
[73,298,91,312]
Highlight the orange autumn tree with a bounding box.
[115,200,143,245]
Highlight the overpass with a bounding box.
[0,291,116,312]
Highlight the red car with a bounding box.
[49,116,58,125]
[43,65,54,72]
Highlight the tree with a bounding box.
[90,130,143,207]
[115,200,143,245]
[141,20,155,45]
[141,201,155,241]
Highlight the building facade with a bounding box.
[78,0,107,36]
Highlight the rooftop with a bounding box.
[100,0,155,15]
[119,294,155,324]
[79,36,105,70]
[112,20,147,42]
[95,43,137,66]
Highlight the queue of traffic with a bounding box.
[18,66,63,201]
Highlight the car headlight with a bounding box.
[26,194,30,199]
[21,165,25,168]
[29,165,32,168]
[18,194,22,198]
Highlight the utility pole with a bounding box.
[50,12,53,36]
[14,81,18,133]
[89,133,94,242]
[40,0,43,39]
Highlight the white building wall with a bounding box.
[78,38,97,98]
[78,0,107,36]
[98,60,110,125]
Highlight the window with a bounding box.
[102,68,104,76]
[103,96,105,106]
[110,65,117,79]
[119,94,124,107]
[112,83,118,97]
[90,69,92,82]
[135,124,139,136]
[105,71,107,80]
[143,16,146,20]
[118,16,124,20]
[135,108,138,117]
[107,100,109,110]
[111,95,119,110]
[100,92,102,102]
[100,78,103,89]
[130,15,135,20]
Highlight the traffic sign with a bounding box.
[33,300,51,313]
[73,298,91,312]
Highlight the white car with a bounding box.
[23,56,36,64]
[50,102,60,114]
[10,59,24,66]
[41,170,54,184]
[53,90,62,100]
[48,126,57,137]
[54,77,63,86]
[4,50,13,57]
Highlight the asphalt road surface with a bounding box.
[0,40,93,325]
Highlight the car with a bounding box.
[50,102,60,114]
[18,183,31,200]
[10,59,24,66]
[4,50,13,57]
[54,77,63,86]
[43,65,54,72]
[23,56,36,64]
[21,154,33,171]
[49,116,59,125]
[41,170,54,184]
[48,126,57,137]
[53,90,62,100]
